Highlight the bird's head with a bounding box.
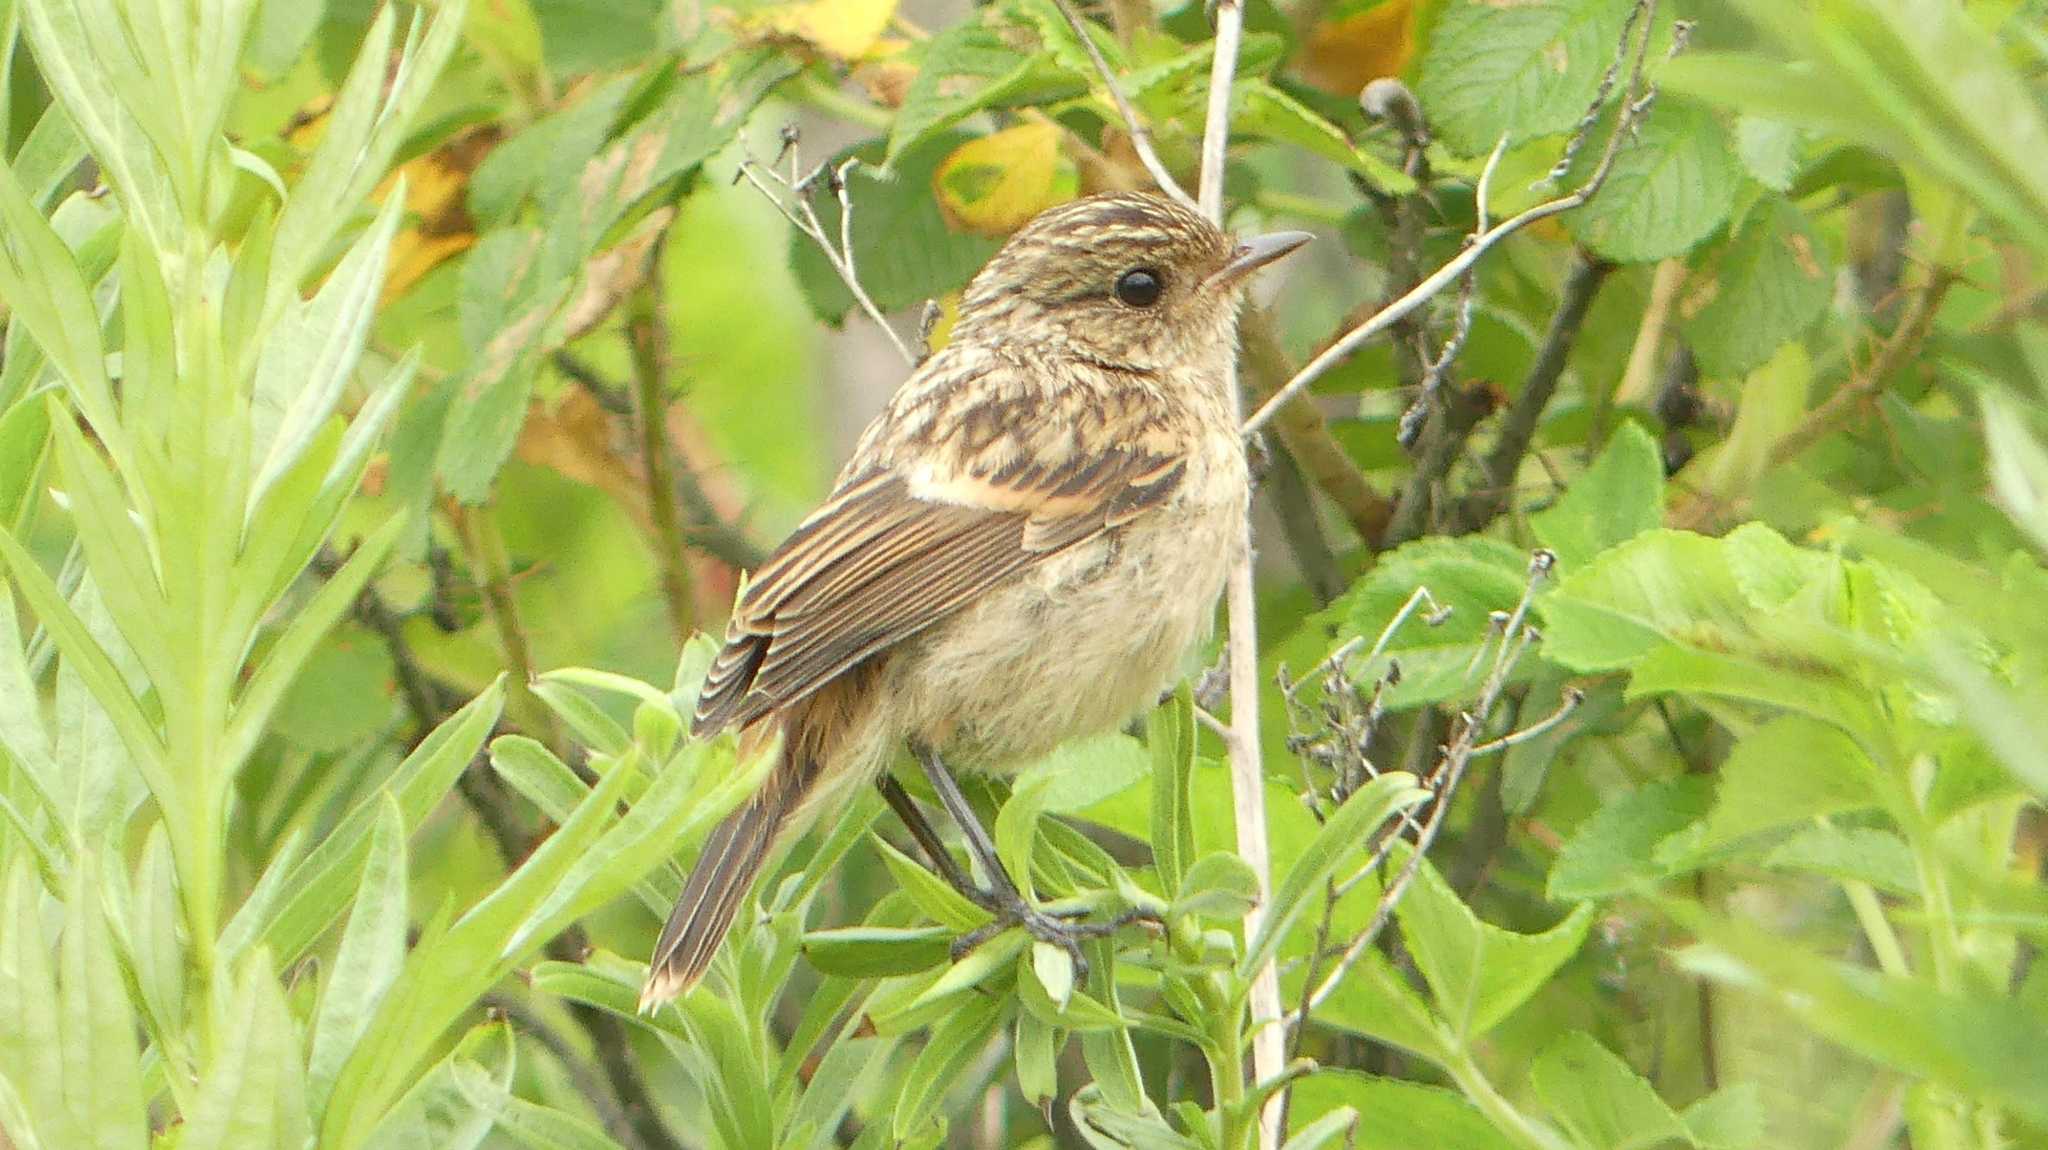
[950,192,1310,373]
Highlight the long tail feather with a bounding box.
[639,771,797,1010]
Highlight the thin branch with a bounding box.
[1047,0,1194,207]
[1198,0,1244,221]
[1456,252,1615,531]
[735,142,916,365]
[1292,552,1555,1024]
[1771,267,1956,460]
[1240,306,1394,543]
[625,244,697,643]
[1244,0,1661,437]
[450,501,568,759]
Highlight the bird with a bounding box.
[640,191,1310,1008]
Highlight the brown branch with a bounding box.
[1455,253,1615,532]
[625,253,697,643]
[449,501,568,759]
[1772,268,1956,460]
[1380,382,1498,548]
[1264,442,1345,603]
[1240,307,1394,544]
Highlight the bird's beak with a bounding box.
[1212,230,1313,288]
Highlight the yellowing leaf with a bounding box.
[744,0,901,61]
[933,122,1076,237]
[1297,0,1416,98]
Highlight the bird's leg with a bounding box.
[874,774,979,898]
[911,743,1122,978]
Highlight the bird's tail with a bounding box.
[639,744,809,1010]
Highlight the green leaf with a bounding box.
[791,133,1001,324]
[365,1022,515,1150]
[1030,940,1075,1012]
[802,925,954,977]
[1014,1010,1059,1110]
[1243,771,1430,978]
[1547,777,1712,900]
[1416,0,1637,154]
[227,512,408,769]
[1733,116,1801,191]
[994,767,1057,901]
[0,398,50,529]
[224,679,504,967]
[51,576,148,840]
[0,860,81,1149]
[530,680,632,758]
[1172,851,1261,920]
[892,991,1005,1141]
[1529,421,1663,571]
[1280,1108,1358,1150]
[1669,900,2048,1128]
[1538,530,1751,672]
[56,855,145,1150]
[1396,846,1593,1040]
[889,22,1071,162]
[1682,197,1832,379]
[1567,103,1741,263]
[0,529,162,792]
[492,1097,628,1150]
[309,796,410,1121]
[0,585,55,816]
[1319,535,1532,709]
[1528,1031,1688,1150]
[1233,80,1414,194]
[1760,824,1918,895]
[1148,687,1195,896]
[1681,1083,1766,1150]
[873,833,991,932]
[125,825,183,1044]
[247,186,405,519]
[1289,1072,1515,1150]
[1682,715,1884,855]
[1077,938,1148,1115]
[182,949,313,1150]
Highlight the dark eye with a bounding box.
[1114,268,1164,308]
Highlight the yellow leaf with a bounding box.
[933,123,1077,237]
[744,0,900,61]
[1297,0,1417,98]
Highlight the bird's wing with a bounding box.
[691,442,1187,738]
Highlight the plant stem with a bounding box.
[451,501,566,757]
[626,254,696,643]
[1444,1047,1573,1150]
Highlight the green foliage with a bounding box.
[0,0,2042,1148]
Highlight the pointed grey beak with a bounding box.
[1214,230,1313,286]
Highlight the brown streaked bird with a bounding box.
[640,191,1309,1008]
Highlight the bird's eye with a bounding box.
[1114,268,1164,308]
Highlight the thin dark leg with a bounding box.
[874,774,980,899]
[912,743,1023,903]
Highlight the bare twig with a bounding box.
[1398,135,1508,449]
[1292,552,1556,1024]
[1771,268,1956,460]
[735,140,916,365]
[1244,0,1661,437]
[1048,0,1194,207]
[1199,0,1244,221]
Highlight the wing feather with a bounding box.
[692,442,1187,737]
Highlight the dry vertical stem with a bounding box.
[1046,0,1196,208]
[626,240,697,644]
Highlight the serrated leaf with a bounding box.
[1529,1031,1687,1150]
[889,23,1071,162]
[1683,715,1882,856]
[1547,776,1712,900]
[1172,851,1261,920]
[792,133,1001,324]
[1530,421,1663,571]
[1682,197,1831,378]
[1417,0,1636,154]
[1538,530,1752,672]
[1396,846,1592,1039]
[1567,103,1741,263]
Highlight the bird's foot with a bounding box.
[950,892,1157,984]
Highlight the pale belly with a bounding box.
[890,493,1242,773]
